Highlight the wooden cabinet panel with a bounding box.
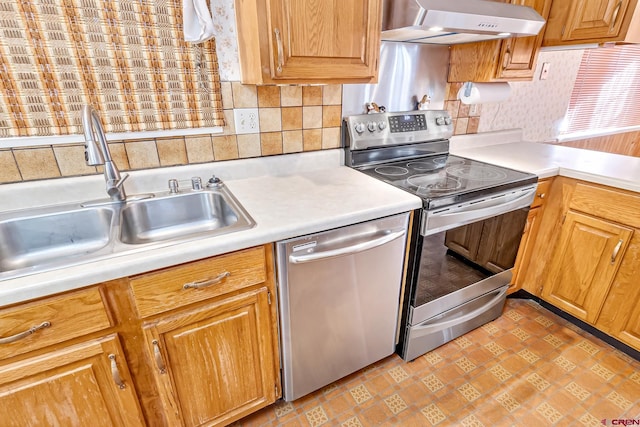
[563,0,632,41]
[130,246,267,318]
[235,0,381,84]
[510,206,542,292]
[0,287,112,361]
[143,287,277,427]
[449,0,551,82]
[542,0,640,45]
[0,335,144,427]
[496,0,553,80]
[541,210,633,323]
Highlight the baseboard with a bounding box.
[507,291,640,361]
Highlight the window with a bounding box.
[0,0,224,139]
[559,45,640,140]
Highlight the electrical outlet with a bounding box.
[234,108,260,134]
[539,62,550,80]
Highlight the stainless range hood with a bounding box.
[382,0,546,45]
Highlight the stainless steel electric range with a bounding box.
[343,110,538,361]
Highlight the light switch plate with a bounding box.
[234,108,260,134]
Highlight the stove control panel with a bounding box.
[389,114,427,132]
[343,110,454,151]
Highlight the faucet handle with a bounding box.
[113,173,129,188]
[191,177,203,191]
[168,179,179,193]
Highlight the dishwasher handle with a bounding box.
[289,229,406,264]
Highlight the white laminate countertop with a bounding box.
[0,149,421,306]
[451,139,640,193]
[3,134,639,306]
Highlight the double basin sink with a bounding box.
[0,184,255,280]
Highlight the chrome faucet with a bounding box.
[82,105,128,201]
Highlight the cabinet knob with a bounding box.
[537,193,546,199]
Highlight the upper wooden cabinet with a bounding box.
[449,0,553,82]
[542,0,640,46]
[235,0,381,84]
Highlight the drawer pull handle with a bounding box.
[610,1,622,32]
[183,271,230,290]
[611,239,623,264]
[275,28,284,73]
[109,354,126,389]
[152,340,167,374]
[0,321,51,345]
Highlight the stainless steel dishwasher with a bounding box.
[276,212,410,401]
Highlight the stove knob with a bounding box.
[367,122,377,132]
[435,116,446,126]
[354,122,365,134]
[378,121,387,131]
[444,117,452,125]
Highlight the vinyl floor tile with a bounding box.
[235,299,640,426]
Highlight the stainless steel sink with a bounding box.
[0,184,255,280]
[0,207,113,273]
[119,189,254,245]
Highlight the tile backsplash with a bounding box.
[0,83,343,184]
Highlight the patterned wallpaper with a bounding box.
[478,50,585,142]
[211,0,241,81]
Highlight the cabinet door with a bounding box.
[510,206,542,292]
[144,287,277,427]
[496,0,552,79]
[0,335,144,427]
[267,0,380,81]
[541,211,633,323]
[563,0,632,41]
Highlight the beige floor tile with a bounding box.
[234,299,640,427]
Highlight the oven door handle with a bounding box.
[410,286,508,338]
[423,187,535,235]
[289,229,406,264]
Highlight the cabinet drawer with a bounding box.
[0,287,112,361]
[531,179,552,208]
[130,246,268,318]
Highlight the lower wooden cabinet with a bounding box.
[522,177,640,351]
[143,287,277,427]
[541,210,632,323]
[510,206,542,292]
[0,335,145,426]
[0,244,280,426]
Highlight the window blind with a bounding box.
[0,0,224,138]
[561,45,640,138]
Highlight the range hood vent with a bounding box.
[382,0,546,45]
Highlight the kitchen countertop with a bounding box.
[3,135,639,306]
[451,138,640,193]
[0,149,421,306]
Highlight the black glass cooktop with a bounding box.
[357,154,538,209]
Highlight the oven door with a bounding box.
[401,187,534,361]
